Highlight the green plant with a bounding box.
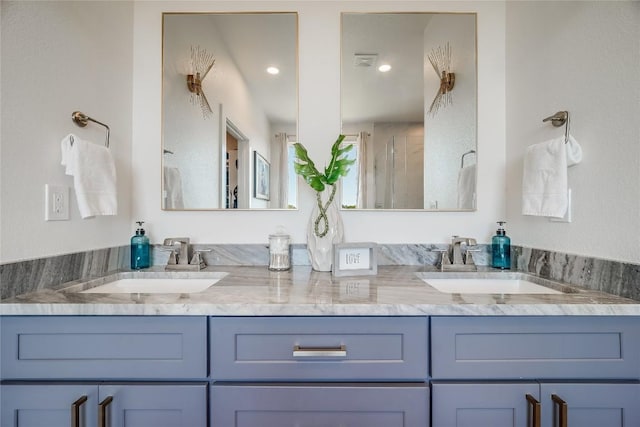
[293,135,355,237]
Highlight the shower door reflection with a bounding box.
[375,134,424,209]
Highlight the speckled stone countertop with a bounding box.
[1,266,639,316]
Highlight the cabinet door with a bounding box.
[211,384,429,427]
[1,316,207,380]
[210,316,428,381]
[541,382,640,427]
[431,316,640,380]
[1,384,97,427]
[431,382,539,427]
[99,384,207,427]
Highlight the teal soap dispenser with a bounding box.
[491,221,511,269]
[131,221,150,270]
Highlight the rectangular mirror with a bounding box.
[341,13,477,210]
[162,13,298,210]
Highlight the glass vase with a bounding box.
[306,185,344,271]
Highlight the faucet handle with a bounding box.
[189,249,211,267]
[432,249,451,271]
[167,250,178,265]
[465,248,482,266]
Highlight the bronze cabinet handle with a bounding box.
[98,396,113,427]
[552,394,568,427]
[525,394,541,427]
[71,395,88,427]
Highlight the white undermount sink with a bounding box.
[416,272,564,294]
[77,272,228,294]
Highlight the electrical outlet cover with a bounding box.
[45,184,70,221]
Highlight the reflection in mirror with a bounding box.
[162,13,298,210]
[341,13,477,210]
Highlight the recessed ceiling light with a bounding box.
[378,64,391,73]
[266,66,280,75]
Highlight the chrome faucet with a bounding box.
[162,237,209,271]
[439,235,479,271]
[163,237,190,265]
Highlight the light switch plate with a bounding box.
[45,184,70,221]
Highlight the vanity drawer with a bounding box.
[209,316,429,381]
[431,316,640,380]
[211,383,429,427]
[0,316,207,380]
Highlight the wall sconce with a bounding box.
[187,45,215,118]
[427,42,455,116]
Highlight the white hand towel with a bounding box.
[457,163,476,209]
[522,134,582,218]
[163,166,184,209]
[61,134,117,218]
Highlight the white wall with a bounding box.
[4,1,636,266]
[505,1,640,264]
[0,1,133,263]
[132,1,506,246]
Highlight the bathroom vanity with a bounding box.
[2,266,640,427]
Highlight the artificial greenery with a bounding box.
[293,135,355,238]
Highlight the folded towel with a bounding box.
[61,134,117,218]
[522,134,582,217]
[163,166,184,209]
[457,163,476,209]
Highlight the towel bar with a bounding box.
[71,111,110,148]
[460,149,476,168]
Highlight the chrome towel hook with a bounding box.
[542,110,570,144]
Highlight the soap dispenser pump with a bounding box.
[131,221,150,270]
[491,221,511,269]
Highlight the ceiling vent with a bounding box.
[354,54,378,68]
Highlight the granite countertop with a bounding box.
[1,266,639,316]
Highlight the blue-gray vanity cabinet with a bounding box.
[98,383,207,427]
[431,382,539,427]
[430,316,640,427]
[431,381,640,427]
[210,383,429,427]
[539,382,640,427]
[0,316,207,379]
[431,316,640,380]
[209,316,430,427]
[1,316,208,427]
[1,383,207,427]
[209,316,429,381]
[1,384,98,427]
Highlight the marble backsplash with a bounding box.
[514,246,640,301]
[1,246,128,300]
[2,243,638,301]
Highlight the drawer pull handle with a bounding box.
[525,394,540,427]
[71,395,88,427]
[98,396,113,427]
[293,345,347,358]
[552,394,568,427]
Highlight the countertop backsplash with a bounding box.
[515,246,640,302]
[1,243,638,301]
[0,246,128,300]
